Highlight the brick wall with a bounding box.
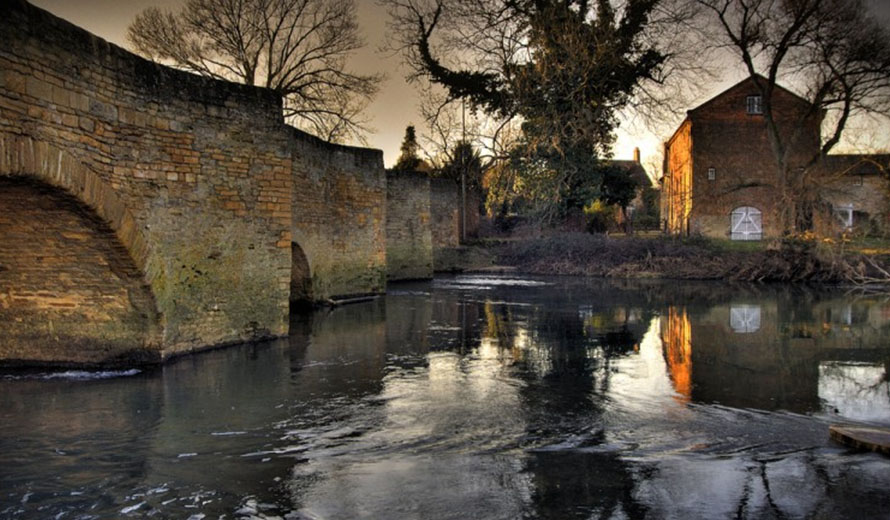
[664,120,693,235]
[0,0,294,362]
[386,170,433,281]
[664,77,822,239]
[0,1,386,365]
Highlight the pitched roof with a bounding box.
[665,75,814,147]
[687,74,813,116]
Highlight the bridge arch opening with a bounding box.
[0,176,160,366]
[290,241,313,311]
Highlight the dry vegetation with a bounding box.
[440,233,890,285]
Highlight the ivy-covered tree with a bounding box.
[384,0,668,222]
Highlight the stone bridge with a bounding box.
[0,1,404,366]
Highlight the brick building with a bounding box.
[661,76,889,239]
[613,147,658,231]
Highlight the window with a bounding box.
[707,167,716,181]
[853,175,863,186]
[746,95,763,115]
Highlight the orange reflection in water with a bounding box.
[662,307,693,402]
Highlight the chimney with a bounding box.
[633,147,641,164]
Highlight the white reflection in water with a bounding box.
[607,317,688,415]
[292,338,532,519]
[730,304,762,333]
[818,362,890,422]
[513,326,554,377]
[633,457,752,518]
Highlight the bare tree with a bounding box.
[128,0,382,142]
[695,0,890,233]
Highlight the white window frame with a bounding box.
[707,167,716,181]
[746,95,763,115]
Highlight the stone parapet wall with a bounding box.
[386,170,433,281]
[289,128,386,300]
[430,178,461,248]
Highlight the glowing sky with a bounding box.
[28,0,890,171]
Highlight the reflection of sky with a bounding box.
[292,341,532,519]
[608,317,685,413]
[818,362,890,423]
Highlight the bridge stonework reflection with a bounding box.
[0,1,389,365]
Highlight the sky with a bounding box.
[28,0,890,172]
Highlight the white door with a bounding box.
[731,206,762,241]
[833,203,853,230]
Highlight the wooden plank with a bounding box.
[829,425,890,456]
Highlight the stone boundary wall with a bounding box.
[0,0,292,361]
[386,170,433,281]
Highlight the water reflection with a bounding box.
[1,277,889,518]
[659,289,890,415]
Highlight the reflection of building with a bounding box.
[659,297,890,415]
[729,304,761,333]
[661,307,693,401]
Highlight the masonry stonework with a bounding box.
[290,129,387,300]
[386,171,433,281]
[0,177,160,366]
[430,178,461,248]
[0,0,386,366]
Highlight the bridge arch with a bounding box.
[0,134,163,365]
[290,241,313,310]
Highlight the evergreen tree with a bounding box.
[393,125,422,172]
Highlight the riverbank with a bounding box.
[434,232,890,284]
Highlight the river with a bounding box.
[1,275,889,519]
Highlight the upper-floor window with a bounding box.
[746,95,763,115]
[707,167,716,181]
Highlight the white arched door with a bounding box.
[730,206,762,241]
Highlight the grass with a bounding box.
[700,237,768,253]
[845,236,890,256]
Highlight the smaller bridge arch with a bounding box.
[290,241,313,310]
